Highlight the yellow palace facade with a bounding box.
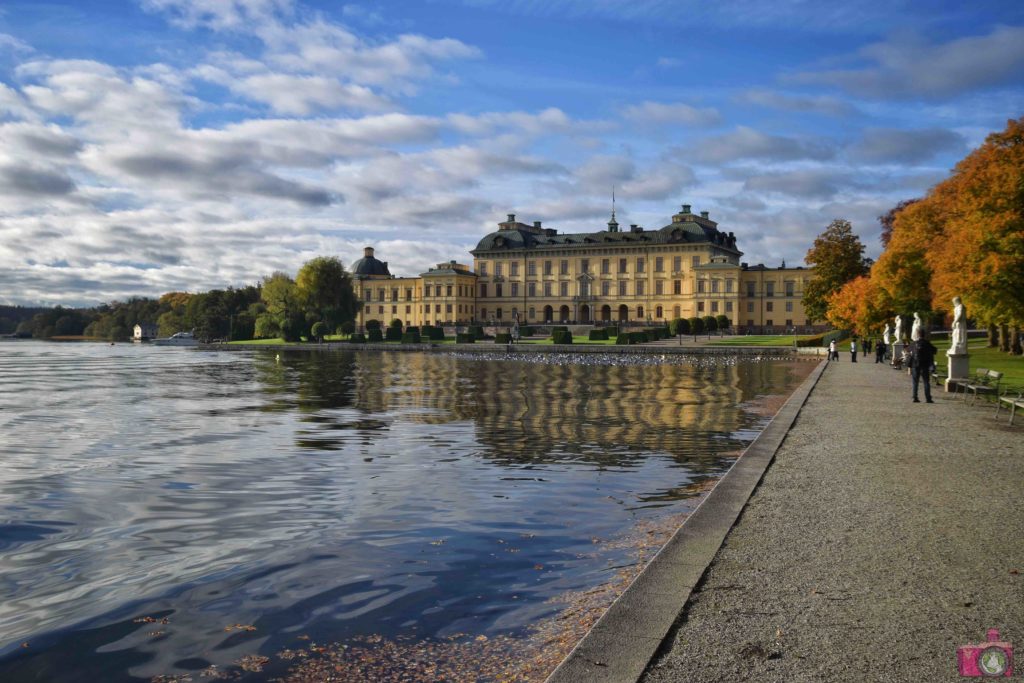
[353,203,814,333]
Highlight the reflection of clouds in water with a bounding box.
[0,343,812,681]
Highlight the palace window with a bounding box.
[364,289,372,302]
[479,262,488,277]
[602,281,610,296]
[511,262,519,277]
[392,305,397,314]
[544,260,552,276]
[601,259,610,274]
[786,319,793,327]
[618,281,627,296]
[446,285,452,297]
[365,305,371,313]
[697,280,706,293]
[495,263,503,277]
[673,305,681,318]
[406,305,411,314]
[655,280,664,295]
[786,281,795,297]
[511,283,519,297]
[766,282,775,297]
[406,288,413,301]
[766,302,773,312]
[747,301,754,312]
[656,305,663,318]
[446,304,452,313]
[378,288,385,301]
[528,282,536,297]
[581,259,589,273]
[673,256,682,272]
[496,308,502,319]
[711,301,719,313]
[392,288,398,301]
[766,319,774,327]
[692,256,700,267]
[480,283,488,297]
[637,305,644,318]
[560,260,569,275]
[636,281,645,296]
[496,284,503,297]
[711,280,719,293]
[747,281,755,297]
[697,302,705,312]
[560,282,569,296]
[528,307,535,319]
[726,279,734,293]
[786,301,793,312]
[618,258,627,274]
[527,261,536,276]
[544,282,552,296]
[673,280,682,295]
[655,257,664,272]
[725,301,733,313]
[636,258,645,273]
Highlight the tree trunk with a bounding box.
[988,323,999,347]
[999,323,1011,352]
[1013,326,1023,356]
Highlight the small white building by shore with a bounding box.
[133,323,158,341]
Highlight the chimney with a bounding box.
[364,246,374,258]
[700,211,709,219]
[507,213,516,223]
[534,221,542,228]
[682,203,691,213]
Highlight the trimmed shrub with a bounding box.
[689,316,705,335]
[368,328,384,343]
[520,326,534,337]
[702,315,718,333]
[552,330,573,344]
[638,331,654,343]
[605,325,618,338]
[495,333,512,344]
[469,325,485,340]
[616,333,632,345]
[670,318,689,336]
[456,333,475,343]
[427,326,445,341]
[349,333,366,343]
[365,319,382,331]
[716,314,731,331]
[551,326,569,334]
[338,320,355,336]
[401,328,421,344]
[385,327,402,342]
[589,328,609,341]
[389,319,403,330]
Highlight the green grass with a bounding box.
[516,335,618,345]
[708,334,813,347]
[228,337,287,345]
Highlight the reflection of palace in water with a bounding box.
[263,352,808,464]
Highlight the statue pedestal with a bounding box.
[891,342,905,366]
[945,352,969,392]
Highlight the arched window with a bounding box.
[637,305,645,318]
[656,306,663,318]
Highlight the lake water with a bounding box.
[0,341,812,682]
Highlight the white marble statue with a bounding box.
[894,314,903,342]
[950,297,967,355]
[911,312,923,341]
[882,323,891,346]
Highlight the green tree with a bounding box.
[715,314,731,331]
[311,321,326,343]
[688,316,704,337]
[702,315,718,334]
[803,219,870,323]
[295,257,357,333]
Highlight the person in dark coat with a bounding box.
[910,334,938,403]
[875,340,885,363]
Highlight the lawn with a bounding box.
[708,334,813,347]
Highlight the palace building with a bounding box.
[352,203,813,333]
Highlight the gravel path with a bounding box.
[641,358,1024,682]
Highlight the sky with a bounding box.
[0,0,1022,306]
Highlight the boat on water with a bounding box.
[152,331,199,347]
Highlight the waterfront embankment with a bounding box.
[549,356,1024,683]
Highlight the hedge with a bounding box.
[589,328,609,341]
[606,325,618,338]
[349,333,366,343]
[368,328,384,343]
[495,333,512,344]
[426,326,445,341]
[552,330,573,344]
[365,319,382,331]
[401,329,421,343]
[456,333,475,343]
[469,325,485,340]
[385,327,402,342]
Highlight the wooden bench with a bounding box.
[964,369,1003,405]
[995,388,1024,426]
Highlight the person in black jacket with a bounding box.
[910,334,938,403]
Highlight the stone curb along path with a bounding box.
[544,359,828,683]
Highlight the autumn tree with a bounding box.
[878,199,920,247]
[295,256,358,334]
[803,219,870,323]
[825,275,885,335]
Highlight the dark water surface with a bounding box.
[0,341,812,681]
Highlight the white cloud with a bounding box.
[691,126,836,163]
[622,101,722,127]
[789,25,1024,99]
[739,89,859,117]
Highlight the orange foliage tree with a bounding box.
[826,275,885,335]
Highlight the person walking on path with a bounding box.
[850,339,858,362]
[875,340,885,363]
[828,339,837,361]
[863,339,870,358]
[910,334,938,403]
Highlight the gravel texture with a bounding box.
[642,359,1024,683]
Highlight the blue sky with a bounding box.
[0,0,1022,305]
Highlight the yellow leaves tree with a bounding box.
[826,275,884,335]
